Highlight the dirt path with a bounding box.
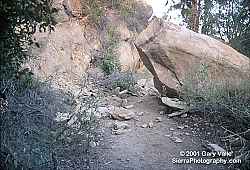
[93,95,228,170]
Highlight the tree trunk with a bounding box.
[191,0,199,32]
[196,0,202,31]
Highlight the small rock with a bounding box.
[90,141,97,148]
[170,128,175,131]
[164,134,172,137]
[138,112,144,116]
[119,90,128,95]
[170,136,183,143]
[112,129,130,135]
[141,124,148,128]
[113,122,129,130]
[173,132,180,136]
[121,99,128,107]
[181,113,188,118]
[184,132,190,136]
[207,132,211,135]
[133,116,140,121]
[161,97,187,109]
[113,87,121,95]
[136,99,143,103]
[124,105,134,109]
[168,111,185,118]
[159,111,165,115]
[204,143,226,153]
[155,117,162,122]
[177,125,185,130]
[97,106,114,118]
[148,122,154,128]
[137,79,147,87]
[111,107,135,121]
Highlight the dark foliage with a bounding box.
[0,0,56,79]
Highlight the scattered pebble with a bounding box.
[164,134,172,137]
[177,125,185,130]
[141,124,148,128]
[138,112,144,116]
[113,122,129,130]
[174,137,183,143]
[113,87,121,95]
[124,105,134,109]
[112,129,130,135]
[181,113,188,118]
[119,90,129,95]
[121,99,128,107]
[159,111,165,115]
[148,122,154,128]
[168,111,185,118]
[141,122,154,128]
[170,136,183,143]
[90,141,97,148]
[155,117,162,122]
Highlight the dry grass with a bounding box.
[180,64,250,169]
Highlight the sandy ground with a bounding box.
[91,95,231,170]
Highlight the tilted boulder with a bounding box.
[135,18,250,98]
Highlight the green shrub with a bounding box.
[100,26,120,75]
[0,0,56,79]
[111,0,135,17]
[80,0,135,27]
[81,0,105,26]
[101,55,120,75]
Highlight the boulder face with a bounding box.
[29,21,101,92]
[135,18,250,97]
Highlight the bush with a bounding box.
[80,0,135,27]
[0,0,56,79]
[110,71,136,91]
[101,71,136,91]
[100,26,120,75]
[180,63,250,169]
[81,0,105,27]
[0,79,100,169]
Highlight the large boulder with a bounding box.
[28,21,101,92]
[135,18,250,97]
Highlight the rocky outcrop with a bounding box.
[102,4,152,72]
[95,0,152,72]
[27,0,153,88]
[128,0,153,33]
[135,18,250,97]
[29,20,100,91]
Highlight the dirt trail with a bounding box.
[94,95,228,170]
